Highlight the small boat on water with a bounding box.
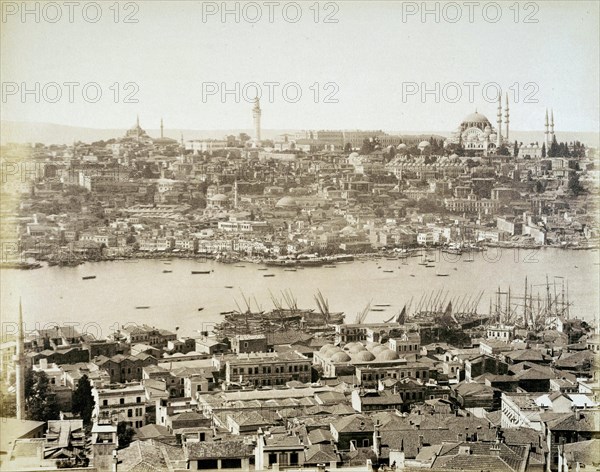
[263,274,275,277]
[220,310,234,315]
[383,270,393,273]
[198,307,204,311]
[258,268,268,271]
[323,265,336,268]
[135,306,150,309]
[163,270,172,273]
[375,304,391,307]
[163,262,171,265]
[437,273,450,277]
[225,286,234,288]
[82,275,96,280]
[410,274,415,277]
[425,264,435,268]
[371,308,385,312]
[284,269,297,272]
[234,265,246,268]
[192,271,211,274]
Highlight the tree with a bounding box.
[548,136,559,157]
[344,142,352,152]
[513,140,519,157]
[541,142,546,158]
[360,138,373,155]
[117,422,135,449]
[72,375,95,425]
[568,172,585,196]
[25,370,59,422]
[497,144,510,156]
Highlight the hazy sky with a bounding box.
[1,1,599,133]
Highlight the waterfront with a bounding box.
[2,247,598,338]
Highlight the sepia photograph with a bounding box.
[0,1,599,471]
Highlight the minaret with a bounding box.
[234,179,238,209]
[496,94,502,147]
[544,109,549,148]
[160,118,164,139]
[550,109,555,143]
[252,97,261,144]
[15,298,25,420]
[504,93,510,142]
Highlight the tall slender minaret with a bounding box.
[160,118,164,139]
[136,115,141,141]
[496,94,503,147]
[252,97,261,144]
[504,93,510,142]
[15,298,25,420]
[550,109,555,143]
[234,179,238,209]
[544,109,549,148]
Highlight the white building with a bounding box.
[92,383,147,428]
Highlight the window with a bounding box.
[120,398,125,405]
[136,397,141,403]
[244,342,248,348]
[363,439,370,447]
[103,399,108,406]
[127,409,132,417]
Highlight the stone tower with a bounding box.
[253,97,261,144]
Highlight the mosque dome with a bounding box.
[322,346,341,358]
[352,351,376,362]
[376,349,400,361]
[365,342,378,352]
[348,344,367,354]
[370,344,389,356]
[210,194,229,202]
[462,111,491,125]
[397,143,407,149]
[418,141,431,148]
[320,343,334,353]
[276,196,299,208]
[330,351,352,363]
[343,342,360,351]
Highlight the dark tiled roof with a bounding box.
[304,444,339,464]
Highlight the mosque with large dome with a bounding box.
[445,94,510,156]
